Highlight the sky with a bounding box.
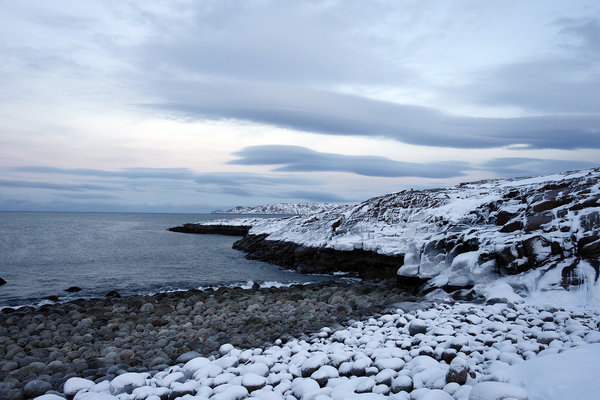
[0,0,599,213]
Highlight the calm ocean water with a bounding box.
[0,212,333,307]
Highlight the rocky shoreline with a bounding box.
[167,224,412,284]
[233,234,406,281]
[167,224,252,236]
[0,280,415,400]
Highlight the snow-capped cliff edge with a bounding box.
[235,168,599,299]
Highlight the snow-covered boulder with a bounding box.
[63,377,95,396]
[109,372,148,396]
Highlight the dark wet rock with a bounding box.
[532,197,572,212]
[407,319,428,335]
[233,234,403,280]
[64,286,82,293]
[391,375,413,394]
[175,351,202,364]
[168,224,251,236]
[4,389,24,400]
[495,211,517,226]
[579,234,600,259]
[0,277,6,286]
[499,220,523,233]
[23,379,52,398]
[169,387,196,399]
[525,212,554,232]
[446,357,469,385]
[105,290,121,298]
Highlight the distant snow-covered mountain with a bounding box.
[212,202,342,215]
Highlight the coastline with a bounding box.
[0,280,414,399]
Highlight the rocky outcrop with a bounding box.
[171,168,600,295]
[168,224,251,236]
[239,167,600,293]
[0,277,6,286]
[232,234,404,281]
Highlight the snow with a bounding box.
[242,373,267,390]
[108,372,148,395]
[73,392,119,400]
[501,343,600,400]
[484,282,524,305]
[33,395,68,400]
[63,377,95,396]
[220,343,235,355]
[182,356,212,378]
[420,389,454,400]
[467,382,528,400]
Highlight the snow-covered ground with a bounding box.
[227,168,600,303]
[40,288,600,400]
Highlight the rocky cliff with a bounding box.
[234,168,600,295]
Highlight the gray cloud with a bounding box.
[147,80,600,150]
[194,172,352,202]
[279,190,349,203]
[480,157,597,177]
[135,1,421,86]
[229,145,469,178]
[194,172,316,187]
[456,17,600,115]
[0,196,208,213]
[0,179,112,192]
[130,4,600,151]
[55,192,117,200]
[7,166,352,205]
[14,166,197,180]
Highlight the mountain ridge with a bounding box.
[211,202,342,215]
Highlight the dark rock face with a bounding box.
[495,211,517,226]
[0,277,6,286]
[499,220,523,233]
[233,234,403,280]
[65,286,82,293]
[168,224,251,236]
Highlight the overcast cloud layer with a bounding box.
[1,1,599,212]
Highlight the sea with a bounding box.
[0,212,335,308]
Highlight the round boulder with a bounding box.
[24,379,53,398]
[407,319,428,335]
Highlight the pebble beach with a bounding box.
[2,281,600,400]
[0,280,413,400]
